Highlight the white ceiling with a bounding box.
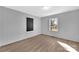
[6,6,79,17]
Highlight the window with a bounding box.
[26,17,33,31]
[49,18,58,32]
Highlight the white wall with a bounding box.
[0,7,41,46]
[41,10,79,42]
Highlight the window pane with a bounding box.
[49,18,58,32]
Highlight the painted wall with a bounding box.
[0,7,41,46]
[41,10,79,42]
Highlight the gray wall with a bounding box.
[41,10,79,42]
[0,7,41,46]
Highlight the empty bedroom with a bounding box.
[0,6,79,52]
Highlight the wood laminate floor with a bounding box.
[0,34,79,52]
